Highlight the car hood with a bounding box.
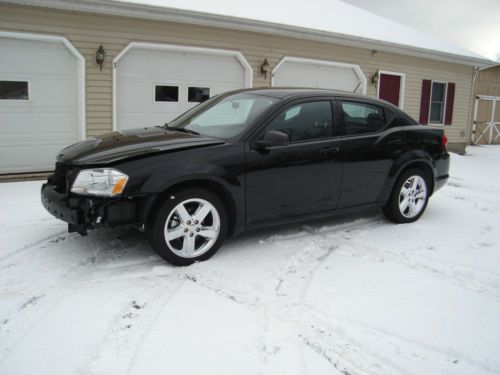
[57,127,225,165]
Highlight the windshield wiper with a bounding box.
[164,125,200,135]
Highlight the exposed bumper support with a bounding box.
[41,184,82,225]
[41,183,138,235]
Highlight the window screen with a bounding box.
[0,81,29,100]
[155,85,179,102]
[429,82,446,124]
[341,101,386,135]
[188,87,210,103]
[265,101,333,142]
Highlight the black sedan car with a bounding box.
[42,88,449,265]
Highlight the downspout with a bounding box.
[466,66,479,146]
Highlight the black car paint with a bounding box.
[56,127,225,165]
[41,88,450,236]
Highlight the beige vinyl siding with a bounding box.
[0,4,473,147]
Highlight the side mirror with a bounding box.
[254,130,290,149]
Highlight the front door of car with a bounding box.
[245,99,342,224]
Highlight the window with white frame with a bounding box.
[188,87,210,103]
[0,80,29,100]
[154,85,179,102]
[429,82,446,124]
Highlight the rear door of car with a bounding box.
[334,98,405,208]
[244,98,343,223]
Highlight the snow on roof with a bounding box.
[3,0,494,65]
[117,0,491,64]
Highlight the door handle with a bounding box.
[320,146,340,155]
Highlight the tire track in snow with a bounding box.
[171,215,498,375]
[0,229,67,265]
[82,276,186,375]
[334,240,500,302]
[264,237,404,375]
[0,229,154,361]
[177,221,403,375]
[304,307,499,375]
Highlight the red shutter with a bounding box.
[444,82,455,125]
[419,79,431,124]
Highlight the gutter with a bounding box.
[0,0,495,68]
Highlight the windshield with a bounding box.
[166,93,278,139]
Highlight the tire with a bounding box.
[383,168,431,224]
[147,188,228,266]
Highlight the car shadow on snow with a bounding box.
[64,208,384,266]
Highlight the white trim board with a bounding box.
[112,41,253,131]
[376,70,405,109]
[0,30,86,140]
[271,56,367,95]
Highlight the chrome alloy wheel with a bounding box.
[399,175,427,219]
[164,198,221,258]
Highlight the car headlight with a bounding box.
[71,168,129,197]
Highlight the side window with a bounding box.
[341,101,386,135]
[265,101,333,142]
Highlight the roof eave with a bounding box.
[1,0,495,68]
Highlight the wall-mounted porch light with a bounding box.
[260,59,270,80]
[371,70,380,85]
[95,45,106,71]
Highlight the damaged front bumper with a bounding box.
[41,183,138,235]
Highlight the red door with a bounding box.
[378,73,401,106]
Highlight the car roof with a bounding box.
[234,87,355,99]
[228,87,400,108]
[226,87,418,124]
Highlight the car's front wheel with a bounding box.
[148,188,227,266]
[383,168,431,223]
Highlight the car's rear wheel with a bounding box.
[383,168,431,223]
[148,188,227,266]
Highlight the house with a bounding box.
[0,0,494,175]
[470,64,500,144]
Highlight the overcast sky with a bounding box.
[122,0,500,61]
[342,0,500,61]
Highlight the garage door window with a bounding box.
[0,80,29,100]
[188,87,210,103]
[155,85,179,102]
[341,101,386,135]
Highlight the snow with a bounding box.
[1,145,500,375]
[120,0,490,61]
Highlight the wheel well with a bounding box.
[397,161,434,194]
[147,179,237,235]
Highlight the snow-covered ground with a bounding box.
[1,146,499,375]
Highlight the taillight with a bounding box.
[441,134,448,150]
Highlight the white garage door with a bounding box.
[0,36,81,174]
[115,44,252,131]
[272,57,366,94]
